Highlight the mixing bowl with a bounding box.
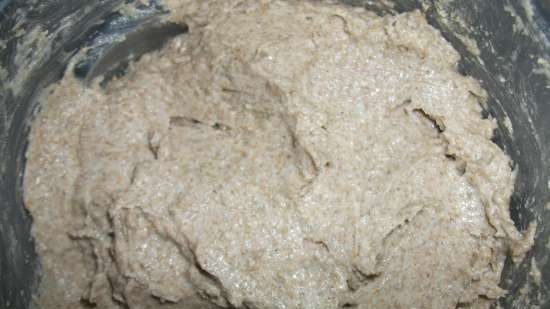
[0,0,548,308]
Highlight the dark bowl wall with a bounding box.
[0,0,549,308]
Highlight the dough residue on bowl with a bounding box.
[24,1,535,308]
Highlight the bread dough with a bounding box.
[24,1,534,308]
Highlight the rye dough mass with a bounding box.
[24,1,534,308]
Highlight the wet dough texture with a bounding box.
[24,1,533,308]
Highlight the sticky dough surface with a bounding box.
[24,1,533,308]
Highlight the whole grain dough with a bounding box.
[24,1,535,309]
